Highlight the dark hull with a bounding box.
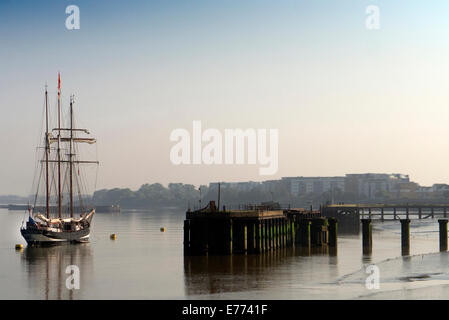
[20,227,90,245]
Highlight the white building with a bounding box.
[282,177,345,196]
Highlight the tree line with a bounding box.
[92,183,361,209]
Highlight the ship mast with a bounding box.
[69,95,74,218]
[57,73,62,219]
[45,85,50,219]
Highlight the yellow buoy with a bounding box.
[15,244,23,250]
[160,227,166,232]
[110,234,117,240]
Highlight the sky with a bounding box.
[2,0,449,195]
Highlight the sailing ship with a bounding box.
[21,74,99,245]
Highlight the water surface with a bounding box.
[1,208,449,299]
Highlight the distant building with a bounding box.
[261,180,284,192]
[207,173,430,201]
[344,173,410,199]
[282,176,345,196]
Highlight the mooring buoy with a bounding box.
[110,234,117,240]
[160,227,166,232]
[15,244,23,250]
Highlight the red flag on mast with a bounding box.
[58,73,61,97]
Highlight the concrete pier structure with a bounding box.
[184,201,329,256]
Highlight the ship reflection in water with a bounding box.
[20,244,93,300]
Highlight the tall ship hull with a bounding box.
[20,74,99,246]
[21,225,90,244]
[21,209,94,245]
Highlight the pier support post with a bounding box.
[279,218,283,248]
[400,219,410,256]
[244,224,248,253]
[298,220,311,248]
[406,207,409,220]
[311,218,326,246]
[328,218,338,248]
[281,219,286,248]
[201,220,209,255]
[247,222,255,253]
[278,219,282,248]
[206,220,215,254]
[432,208,435,219]
[225,219,233,255]
[393,208,397,220]
[255,221,262,253]
[439,219,448,252]
[189,220,198,255]
[361,219,372,255]
[290,220,295,247]
[419,208,422,219]
[183,220,190,255]
[262,220,269,252]
[265,219,271,252]
[381,208,384,222]
[273,219,279,249]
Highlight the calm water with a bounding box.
[2,208,449,299]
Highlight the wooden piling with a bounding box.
[244,224,248,253]
[298,220,311,248]
[361,219,372,255]
[289,220,294,247]
[328,218,338,248]
[281,219,286,248]
[400,219,410,256]
[225,219,233,255]
[183,219,190,255]
[439,219,448,252]
[273,219,279,249]
[311,218,327,246]
[262,220,270,252]
[255,221,261,253]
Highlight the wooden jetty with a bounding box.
[322,203,449,234]
[183,201,336,256]
[323,203,449,221]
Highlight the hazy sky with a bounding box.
[2,0,449,195]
